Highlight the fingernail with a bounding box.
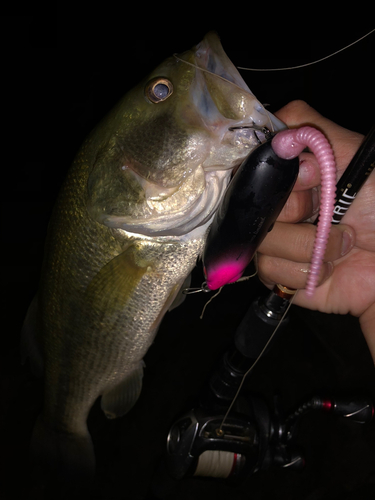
[341,229,354,256]
[299,160,315,186]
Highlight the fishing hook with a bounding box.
[228,125,272,145]
[182,281,211,295]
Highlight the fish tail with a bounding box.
[30,414,95,485]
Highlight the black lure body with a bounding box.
[203,137,299,290]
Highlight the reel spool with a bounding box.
[194,450,244,479]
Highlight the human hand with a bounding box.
[257,101,375,361]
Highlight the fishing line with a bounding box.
[173,53,250,90]
[237,28,375,71]
[199,262,259,319]
[218,290,298,432]
[200,287,222,319]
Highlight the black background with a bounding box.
[1,16,375,499]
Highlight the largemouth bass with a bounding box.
[21,32,284,481]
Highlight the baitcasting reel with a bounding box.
[164,285,374,482]
[166,391,373,481]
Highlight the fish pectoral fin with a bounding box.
[84,243,153,317]
[101,361,145,419]
[20,294,44,377]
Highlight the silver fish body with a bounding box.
[21,32,284,480]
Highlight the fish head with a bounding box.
[87,32,284,237]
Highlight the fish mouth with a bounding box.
[188,33,285,160]
[177,32,283,172]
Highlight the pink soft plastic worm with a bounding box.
[271,127,336,297]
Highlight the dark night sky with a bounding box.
[1,16,375,499]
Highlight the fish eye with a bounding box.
[145,78,173,103]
